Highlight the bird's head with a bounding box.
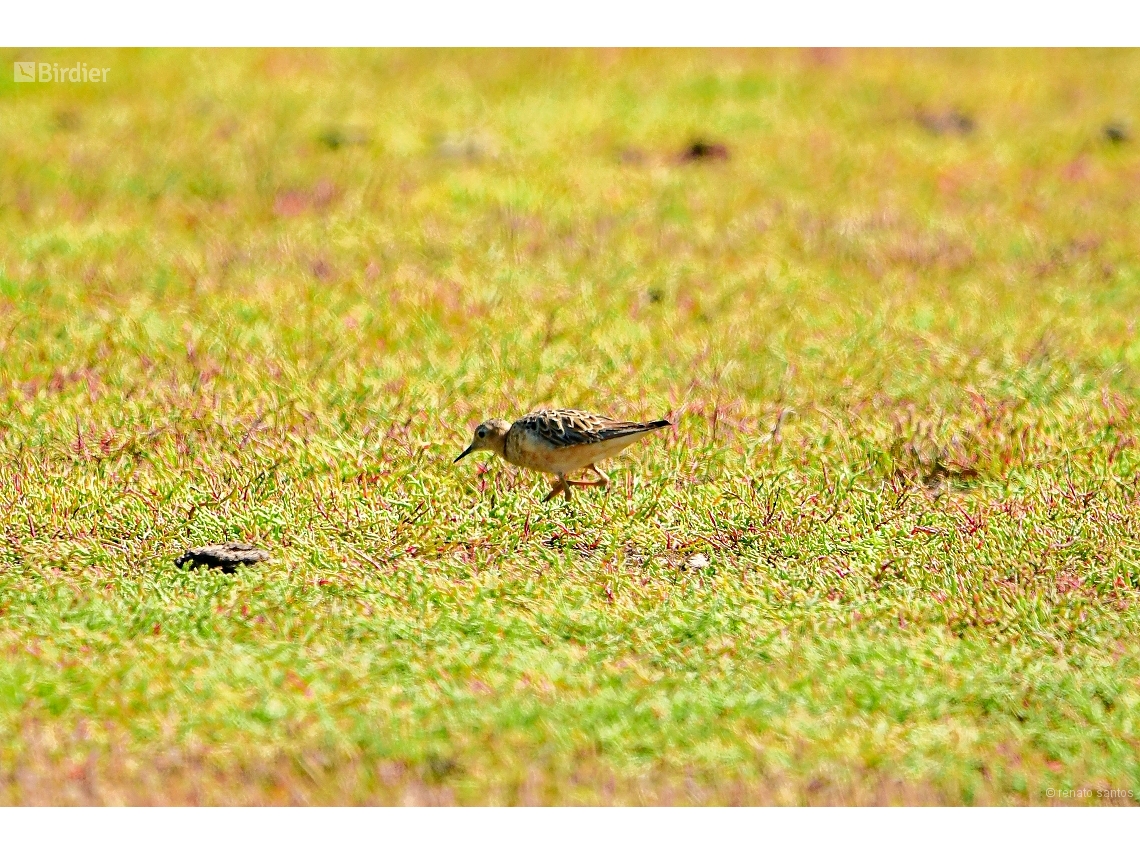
[454,418,511,463]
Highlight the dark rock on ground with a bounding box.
[174,543,270,573]
[916,109,975,136]
[1104,122,1130,144]
[679,140,730,162]
[318,127,370,150]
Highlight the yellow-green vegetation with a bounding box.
[1,48,1139,805]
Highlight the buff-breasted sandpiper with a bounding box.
[454,408,671,502]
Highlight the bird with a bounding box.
[454,408,671,502]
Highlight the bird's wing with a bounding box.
[518,409,668,447]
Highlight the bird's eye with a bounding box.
[477,429,486,439]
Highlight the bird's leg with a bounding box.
[543,476,573,503]
[566,464,610,489]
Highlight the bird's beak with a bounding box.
[454,445,474,463]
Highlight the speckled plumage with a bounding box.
[509,409,669,449]
[455,408,671,502]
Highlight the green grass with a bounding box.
[1,47,1140,805]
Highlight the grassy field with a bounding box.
[1,48,1139,805]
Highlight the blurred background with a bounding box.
[3,49,1137,419]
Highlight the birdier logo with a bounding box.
[13,61,110,83]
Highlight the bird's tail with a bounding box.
[646,419,671,430]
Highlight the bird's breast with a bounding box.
[504,428,559,473]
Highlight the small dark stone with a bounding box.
[318,127,369,150]
[423,753,459,781]
[174,542,269,573]
[319,129,345,150]
[916,109,975,136]
[53,109,82,132]
[679,139,730,162]
[1104,123,1130,144]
